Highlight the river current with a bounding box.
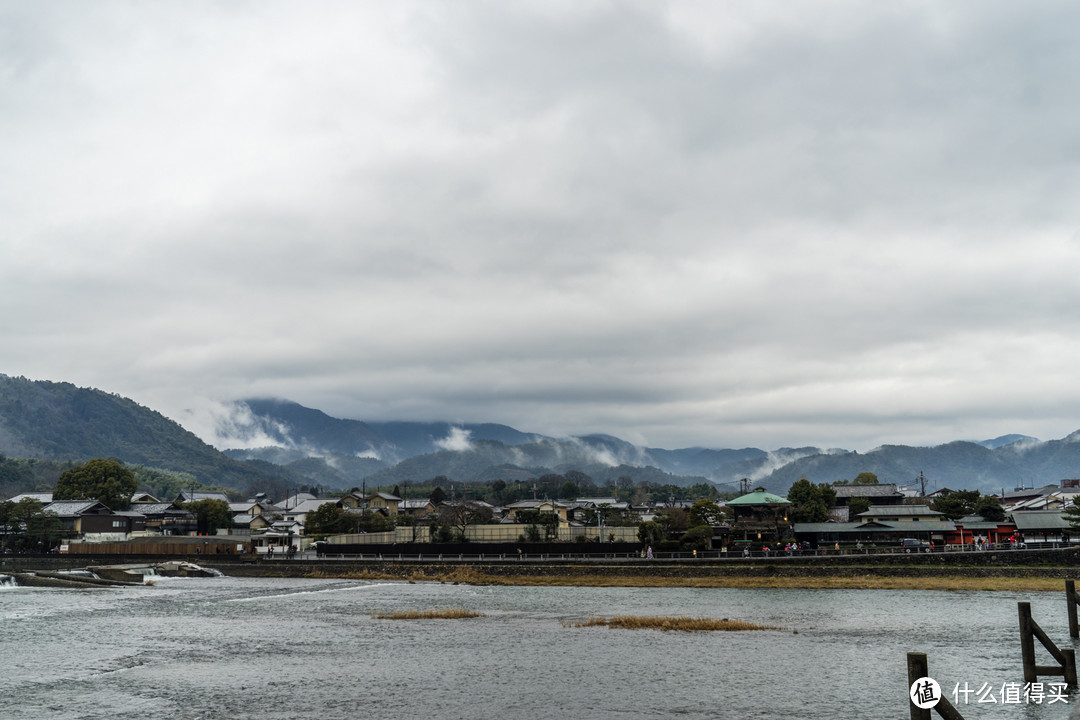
[1,574,1076,719]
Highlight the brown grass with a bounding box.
[306,568,1064,592]
[565,615,781,632]
[372,607,484,620]
[309,566,494,585]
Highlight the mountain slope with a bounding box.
[0,375,282,489]
[754,438,1080,496]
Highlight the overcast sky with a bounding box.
[4,1,1080,452]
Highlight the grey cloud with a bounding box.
[3,2,1080,452]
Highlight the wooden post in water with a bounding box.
[1018,601,1078,686]
[907,653,931,720]
[1019,602,1038,683]
[907,652,966,720]
[1067,580,1079,639]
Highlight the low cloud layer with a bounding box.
[434,427,474,454]
[4,2,1080,451]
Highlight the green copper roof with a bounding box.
[728,489,792,505]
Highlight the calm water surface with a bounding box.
[1,574,1077,719]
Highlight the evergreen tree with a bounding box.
[931,490,981,520]
[55,458,137,510]
[182,499,234,535]
[974,495,1006,522]
[786,478,836,523]
[1064,498,1080,532]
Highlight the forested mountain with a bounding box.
[0,375,288,493]
[755,435,1080,496]
[233,398,547,463]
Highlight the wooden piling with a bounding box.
[907,652,966,720]
[1019,602,1038,683]
[1067,580,1079,639]
[908,653,931,720]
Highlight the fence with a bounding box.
[63,538,250,555]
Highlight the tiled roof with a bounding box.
[857,504,942,517]
[794,520,957,533]
[42,500,111,516]
[832,484,902,498]
[176,491,230,503]
[6,492,53,503]
[1011,510,1073,532]
[133,502,186,515]
[279,492,317,509]
[284,499,336,514]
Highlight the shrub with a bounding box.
[680,525,712,550]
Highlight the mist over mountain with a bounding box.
[217,399,770,490]
[976,434,1040,450]
[2,376,1079,498]
[755,436,1080,496]
[215,398,1080,495]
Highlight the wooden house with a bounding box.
[41,500,146,540]
[339,491,402,516]
[727,489,792,544]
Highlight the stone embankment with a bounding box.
[209,547,1080,582]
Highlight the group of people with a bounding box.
[265,544,299,558]
[970,533,1025,550]
[782,541,809,555]
[738,541,811,558]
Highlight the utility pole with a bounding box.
[917,471,927,497]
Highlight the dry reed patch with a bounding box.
[372,608,484,620]
[564,615,781,632]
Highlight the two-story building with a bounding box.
[727,488,792,545]
[339,491,402,516]
[42,500,147,542]
[502,499,569,524]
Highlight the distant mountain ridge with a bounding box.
[220,398,770,489]
[218,398,1080,495]
[2,376,1079,497]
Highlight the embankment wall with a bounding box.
[6,546,1080,579]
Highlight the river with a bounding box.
[1,574,1076,719]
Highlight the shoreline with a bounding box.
[12,550,1080,592]
[302,566,1076,592]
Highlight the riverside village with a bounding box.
[4,460,1080,562]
